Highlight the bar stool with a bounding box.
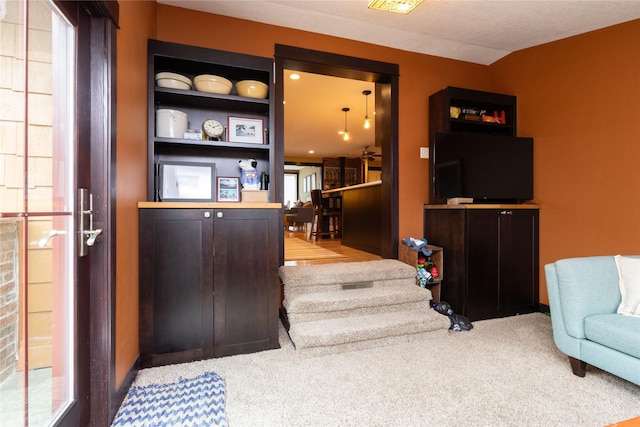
[310,189,341,240]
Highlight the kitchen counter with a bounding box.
[138,202,282,209]
[324,181,382,255]
[322,180,382,194]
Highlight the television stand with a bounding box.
[473,198,525,204]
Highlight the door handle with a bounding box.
[79,188,103,256]
[84,228,103,246]
[38,230,68,248]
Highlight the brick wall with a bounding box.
[0,220,18,383]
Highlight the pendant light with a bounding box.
[340,107,350,141]
[362,90,372,129]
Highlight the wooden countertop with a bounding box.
[322,180,382,194]
[424,202,539,210]
[138,202,282,209]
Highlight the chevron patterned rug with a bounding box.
[111,371,228,426]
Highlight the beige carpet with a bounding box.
[130,313,640,426]
[284,237,345,261]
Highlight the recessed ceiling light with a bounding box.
[289,73,300,80]
[308,150,314,154]
[368,0,424,14]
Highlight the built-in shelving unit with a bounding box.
[147,39,276,202]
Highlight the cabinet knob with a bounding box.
[204,211,211,218]
[216,211,223,218]
[500,210,513,215]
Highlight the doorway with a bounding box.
[274,45,399,259]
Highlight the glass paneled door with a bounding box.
[1,1,77,425]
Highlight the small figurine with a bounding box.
[238,158,260,190]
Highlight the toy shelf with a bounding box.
[397,243,443,302]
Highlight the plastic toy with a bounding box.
[416,253,434,288]
[402,236,432,256]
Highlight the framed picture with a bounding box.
[158,161,215,202]
[228,116,264,144]
[216,176,240,202]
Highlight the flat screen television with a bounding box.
[432,132,533,203]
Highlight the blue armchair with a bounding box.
[545,256,640,386]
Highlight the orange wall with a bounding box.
[114,2,640,385]
[153,4,489,241]
[488,19,640,304]
[114,0,156,386]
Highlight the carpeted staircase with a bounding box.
[279,259,450,355]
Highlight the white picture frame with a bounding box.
[216,176,241,202]
[228,116,264,144]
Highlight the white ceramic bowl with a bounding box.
[156,109,188,138]
[236,80,268,99]
[155,72,192,90]
[194,74,233,94]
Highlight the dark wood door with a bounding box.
[466,209,539,320]
[139,209,214,368]
[213,209,280,356]
[499,209,539,316]
[467,210,502,320]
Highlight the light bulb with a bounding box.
[341,107,350,142]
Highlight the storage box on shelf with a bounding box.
[397,243,443,302]
[147,39,276,202]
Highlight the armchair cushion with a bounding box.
[584,313,640,359]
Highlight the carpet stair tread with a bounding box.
[289,308,450,349]
[279,259,417,288]
[285,284,431,314]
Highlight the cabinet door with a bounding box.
[139,209,214,368]
[213,209,280,356]
[466,210,501,320]
[499,209,539,315]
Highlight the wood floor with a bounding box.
[284,229,382,266]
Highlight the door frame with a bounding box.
[274,45,399,259]
[53,1,119,426]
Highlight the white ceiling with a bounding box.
[160,0,640,65]
[158,0,640,159]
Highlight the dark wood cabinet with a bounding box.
[423,206,539,321]
[139,207,280,368]
[428,86,516,138]
[139,208,214,368]
[212,208,280,357]
[322,157,362,190]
